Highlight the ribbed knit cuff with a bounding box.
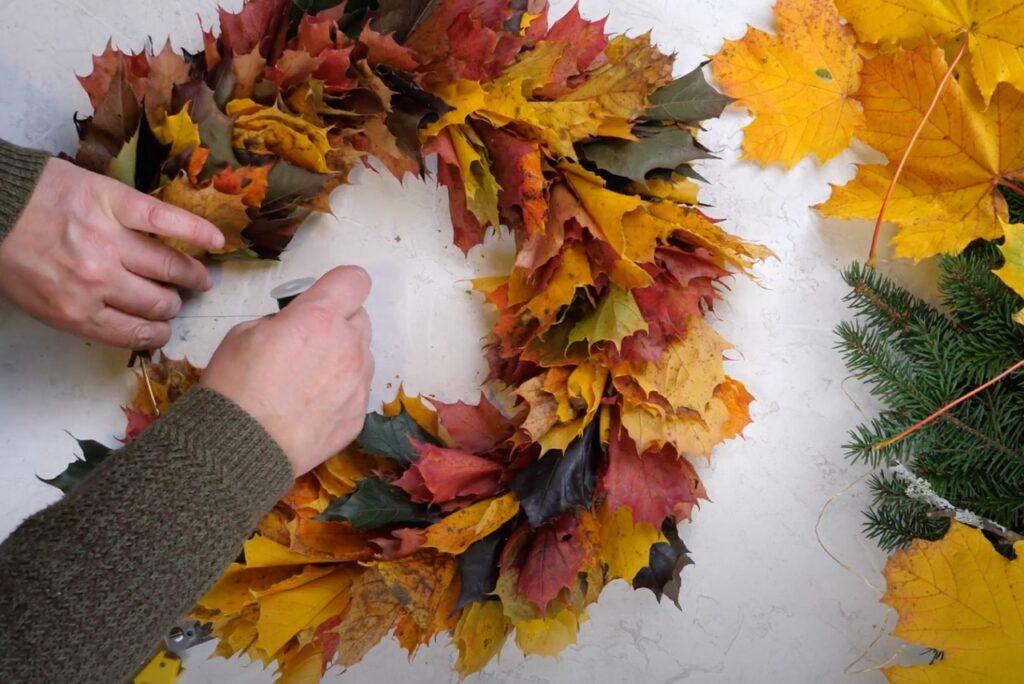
[0,139,50,243]
[144,386,295,505]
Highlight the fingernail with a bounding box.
[211,229,225,250]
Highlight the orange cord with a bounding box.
[873,358,1024,450]
[867,37,969,268]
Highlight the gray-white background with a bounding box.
[0,0,937,681]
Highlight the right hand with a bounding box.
[200,266,374,476]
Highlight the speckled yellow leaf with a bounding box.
[817,45,1024,259]
[423,493,520,554]
[881,522,1024,683]
[995,218,1024,323]
[597,502,664,582]
[228,98,331,173]
[626,316,731,413]
[151,104,200,157]
[710,0,864,166]
[621,377,753,455]
[513,604,581,658]
[374,551,458,630]
[453,600,511,678]
[835,0,1024,105]
[332,569,403,667]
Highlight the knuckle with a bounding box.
[300,303,335,331]
[159,250,184,283]
[131,322,169,350]
[56,300,87,327]
[76,259,109,288]
[148,292,182,321]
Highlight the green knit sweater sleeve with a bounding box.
[0,386,294,683]
[0,138,50,241]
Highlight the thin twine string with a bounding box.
[812,376,908,674]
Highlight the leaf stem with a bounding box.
[867,37,969,268]
[998,179,1024,199]
[873,357,1024,450]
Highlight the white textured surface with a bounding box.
[0,1,933,682]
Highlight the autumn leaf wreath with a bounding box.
[48,0,770,679]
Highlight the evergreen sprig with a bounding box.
[836,237,1024,552]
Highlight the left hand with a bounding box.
[0,158,224,349]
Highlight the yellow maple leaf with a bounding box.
[513,604,582,658]
[423,493,521,554]
[157,175,250,255]
[523,243,594,325]
[536,362,609,453]
[426,35,669,159]
[198,563,299,615]
[835,0,1024,105]
[448,124,501,228]
[995,218,1024,322]
[881,521,1024,683]
[383,386,439,436]
[275,642,322,684]
[597,502,664,582]
[618,315,732,414]
[242,535,335,567]
[818,45,1024,259]
[453,600,511,678]
[710,0,864,166]
[133,649,181,684]
[150,104,200,157]
[227,98,332,173]
[254,568,356,658]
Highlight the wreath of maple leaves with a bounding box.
[63,0,769,680]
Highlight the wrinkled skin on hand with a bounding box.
[0,158,223,349]
[201,266,375,475]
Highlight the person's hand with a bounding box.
[0,158,224,349]
[200,266,374,476]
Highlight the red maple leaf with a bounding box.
[602,419,708,527]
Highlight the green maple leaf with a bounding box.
[317,476,435,529]
[580,126,714,184]
[644,63,733,124]
[356,409,437,467]
[39,439,113,494]
[568,285,648,350]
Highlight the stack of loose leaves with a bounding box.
[710,0,1024,309]
[57,0,769,681]
[712,2,1024,680]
